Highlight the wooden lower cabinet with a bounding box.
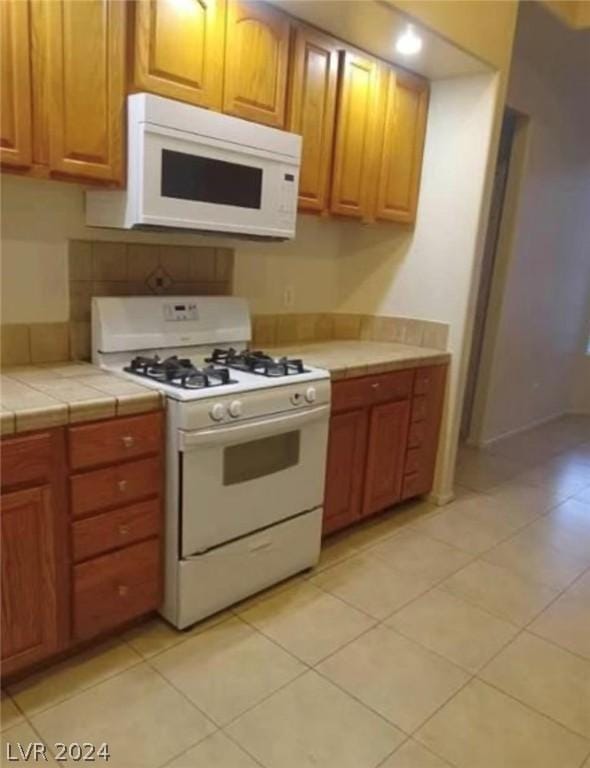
[323,365,447,536]
[0,410,163,681]
[0,486,58,676]
[323,409,368,535]
[362,400,410,517]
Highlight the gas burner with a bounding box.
[206,348,308,378]
[124,355,235,389]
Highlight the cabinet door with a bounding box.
[48,0,125,183]
[376,67,429,224]
[132,0,225,110]
[1,486,58,676]
[0,0,33,168]
[323,409,368,536]
[223,0,290,127]
[363,400,410,517]
[330,49,380,220]
[288,24,339,213]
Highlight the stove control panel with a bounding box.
[164,302,199,322]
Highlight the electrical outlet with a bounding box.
[283,286,294,309]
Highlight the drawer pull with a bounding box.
[121,435,135,448]
[117,584,129,598]
[371,383,380,389]
[117,480,128,493]
[118,524,130,536]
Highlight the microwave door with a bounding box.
[140,127,297,237]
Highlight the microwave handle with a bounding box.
[179,405,329,450]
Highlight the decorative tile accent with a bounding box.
[63,240,235,360]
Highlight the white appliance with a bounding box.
[86,93,301,240]
[92,296,330,628]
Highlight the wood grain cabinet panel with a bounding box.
[0,486,58,676]
[288,24,339,212]
[330,49,380,220]
[375,67,429,224]
[0,0,33,168]
[223,0,290,127]
[362,399,410,517]
[1,432,52,491]
[48,0,125,183]
[73,538,160,642]
[131,0,225,109]
[323,409,368,535]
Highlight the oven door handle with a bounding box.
[179,404,329,450]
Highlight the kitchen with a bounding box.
[2,1,590,766]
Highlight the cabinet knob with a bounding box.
[117,479,128,492]
[118,524,130,536]
[371,383,380,389]
[117,584,129,597]
[121,435,135,448]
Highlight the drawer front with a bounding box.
[69,412,162,470]
[411,396,427,422]
[401,472,429,500]
[332,370,413,412]
[73,539,161,642]
[1,432,52,490]
[405,447,426,476]
[408,421,426,448]
[70,457,160,518]
[72,498,161,562]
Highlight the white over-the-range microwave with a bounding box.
[86,93,302,240]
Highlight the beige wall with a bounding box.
[470,2,590,443]
[0,174,342,323]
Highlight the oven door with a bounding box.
[139,125,298,238]
[179,405,329,556]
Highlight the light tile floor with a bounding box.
[2,415,590,767]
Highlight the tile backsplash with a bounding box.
[67,239,234,361]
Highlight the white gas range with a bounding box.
[92,296,330,628]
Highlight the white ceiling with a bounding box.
[272,0,490,79]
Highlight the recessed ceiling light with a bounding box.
[396,25,423,56]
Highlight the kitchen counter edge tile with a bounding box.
[0,362,164,434]
[266,340,451,381]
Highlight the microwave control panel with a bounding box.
[164,302,199,322]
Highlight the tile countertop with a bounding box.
[266,340,451,381]
[0,362,163,436]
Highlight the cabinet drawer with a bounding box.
[408,421,426,448]
[1,432,52,490]
[401,472,428,500]
[69,412,162,470]
[411,396,427,422]
[72,499,161,562]
[405,447,426,476]
[73,539,160,642]
[332,370,413,412]
[70,457,160,518]
[414,368,437,396]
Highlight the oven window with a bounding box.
[223,431,300,486]
[161,149,263,209]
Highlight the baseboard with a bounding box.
[427,490,455,506]
[467,410,566,449]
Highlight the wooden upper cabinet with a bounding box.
[375,66,429,224]
[0,486,58,677]
[48,0,125,183]
[362,399,410,517]
[330,49,381,220]
[288,24,339,213]
[223,0,290,127]
[0,0,33,168]
[132,0,225,110]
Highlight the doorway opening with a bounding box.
[461,107,530,444]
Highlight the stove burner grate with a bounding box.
[206,348,308,377]
[124,355,234,389]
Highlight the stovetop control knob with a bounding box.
[290,392,302,406]
[228,400,242,418]
[210,403,226,421]
[305,386,317,404]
